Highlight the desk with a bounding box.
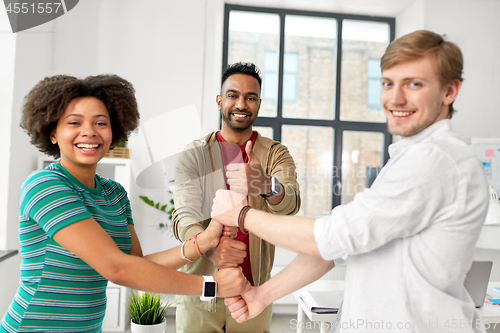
[293,281,500,333]
[479,282,500,327]
[293,280,344,333]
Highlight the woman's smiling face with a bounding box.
[50,97,112,171]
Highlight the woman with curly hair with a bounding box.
[0,74,246,333]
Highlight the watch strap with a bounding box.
[261,176,279,198]
[203,275,215,282]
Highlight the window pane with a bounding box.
[283,15,338,120]
[340,20,390,122]
[282,125,333,217]
[228,11,280,117]
[341,131,384,204]
[367,79,382,108]
[253,126,273,139]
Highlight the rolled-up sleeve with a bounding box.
[314,144,459,261]
[267,144,301,216]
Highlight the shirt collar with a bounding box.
[388,119,451,158]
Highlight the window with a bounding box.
[263,52,298,103]
[367,58,382,108]
[224,5,394,217]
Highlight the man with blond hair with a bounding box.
[213,30,489,333]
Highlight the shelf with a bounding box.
[0,250,18,263]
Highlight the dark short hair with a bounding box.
[221,62,262,89]
[21,74,140,158]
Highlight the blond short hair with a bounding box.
[381,30,463,118]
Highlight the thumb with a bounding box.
[245,141,258,163]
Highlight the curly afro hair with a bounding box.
[21,74,140,158]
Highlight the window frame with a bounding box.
[222,4,395,209]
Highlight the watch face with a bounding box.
[272,177,279,194]
[204,282,216,297]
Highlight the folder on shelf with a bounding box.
[300,290,344,314]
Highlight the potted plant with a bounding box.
[126,291,173,333]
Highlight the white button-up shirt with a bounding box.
[314,119,489,333]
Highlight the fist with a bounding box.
[226,141,271,196]
[211,189,247,227]
[214,267,249,298]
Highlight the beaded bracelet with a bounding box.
[180,240,193,262]
[238,205,251,234]
[193,233,203,256]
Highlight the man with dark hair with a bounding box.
[173,62,301,332]
[221,62,262,89]
[214,31,489,333]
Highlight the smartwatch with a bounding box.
[200,275,217,301]
[261,176,280,199]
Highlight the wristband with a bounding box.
[238,205,251,234]
[200,275,217,301]
[180,240,193,262]
[193,233,203,256]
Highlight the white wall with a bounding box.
[423,0,500,141]
[0,254,21,317]
[0,8,16,250]
[396,0,424,36]
[5,24,55,250]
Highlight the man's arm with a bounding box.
[172,143,209,241]
[226,141,300,212]
[225,254,335,322]
[215,144,463,261]
[173,141,247,268]
[212,190,319,257]
[265,142,301,213]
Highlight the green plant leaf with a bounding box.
[126,291,173,325]
[139,196,154,207]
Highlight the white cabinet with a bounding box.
[102,282,131,332]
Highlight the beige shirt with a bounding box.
[172,131,301,311]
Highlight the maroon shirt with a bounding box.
[216,131,257,285]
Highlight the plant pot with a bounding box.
[130,318,166,333]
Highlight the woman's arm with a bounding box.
[135,220,223,270]
[52,217,245,297]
